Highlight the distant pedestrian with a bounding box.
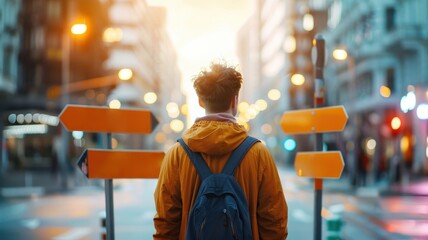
[153,62,288,239]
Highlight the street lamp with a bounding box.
[291,73,305,86]
[60,16,88,189]
[332,48,356,106]
[71,23,87,35]
[118,68,133,81]
[332,48,348,61]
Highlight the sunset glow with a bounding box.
[147,0,252,123]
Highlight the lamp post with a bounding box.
[59,0,87,189]
[332,48,361,186]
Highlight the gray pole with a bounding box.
[104,133,115,240]
[313,34,325,240]
[60,0,73,190]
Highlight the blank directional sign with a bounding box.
[294,151,344,179]
[77,149,164,179]
[281,105,348,134]
[59,105,159,133]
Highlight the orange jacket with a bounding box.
[154,119,288,239]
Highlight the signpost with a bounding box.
[294,151,344,178]
[59,104,163,240]
[280,106,348,134]
[59,105,158,133]
[77,149,164,179]
[281,35,348,240]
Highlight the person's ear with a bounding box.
[198,98,205,109]
[231,95,238,116]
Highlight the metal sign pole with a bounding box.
[313,34,325,240]
[105,132,115,240]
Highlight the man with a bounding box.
[153,63,288,239]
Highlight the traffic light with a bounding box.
[388,115,402,137]
[283,138,297,152]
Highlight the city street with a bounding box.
[1,0,428,239]
[1,166,428,240]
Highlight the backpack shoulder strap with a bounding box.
[222,136,260,175]
[177,138,211,180]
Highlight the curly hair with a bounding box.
[193,63,243,113]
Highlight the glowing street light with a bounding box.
[71,23,87,35]
[108,99,121,109]
[255,99,268,111]
[118,68,133,81]
[379,85,391,98]
[303,13,314,31]
[170,119,184,133]
[283,36,296,53]
[144,92,157,104]
[238,101,250,113]
[332,49,348,61]
[291,73,305,86]
[103,27,122,43]
[268,89,281,101]
[391,116,401,130]
[417,104,428,120]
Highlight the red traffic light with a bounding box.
[389,116,402,137]
[390,116,401,130]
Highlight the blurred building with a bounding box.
[323,0,428,182]
[236,0,327,164]
[0,0,182,192]
[0,0,110,192]
[238,0,428,183]
[103,1,183,151]
[0,0,20,97]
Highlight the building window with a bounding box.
[358,72,373,98]
[386,68,395,93]
[31,26,45,50]
[386,7,395,32]
[47,0,61,20]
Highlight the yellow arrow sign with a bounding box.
[77,149,164,179]
[280,105,348,134]
[294,151,344,179]
[59,105,158,133]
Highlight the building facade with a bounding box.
[323,0,428,181]
[0,0,182,191]
[0,0,20,96]
[238,0,428,183]
[237,0,327,164]
[103,0,183,151]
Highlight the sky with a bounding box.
[146,0,253,122]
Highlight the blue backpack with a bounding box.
[178,136,259,240]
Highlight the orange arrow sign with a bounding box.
[294,151,344,179]
[77,149,164,179]
[59,105,158,133]
[280,105,348,134]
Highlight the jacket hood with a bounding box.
[182,115,247,155]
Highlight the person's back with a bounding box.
[153,63,288,239]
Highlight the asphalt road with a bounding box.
[1,166,427,239]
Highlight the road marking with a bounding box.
[53,227,91,240]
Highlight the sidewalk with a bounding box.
[0,170,87,199]
[320,173,428,239]
[322,173,428,197]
